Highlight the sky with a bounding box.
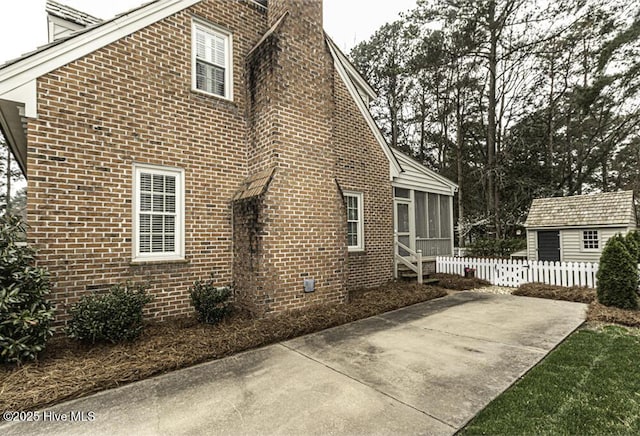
[0,0,418,64]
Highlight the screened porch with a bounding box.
[394,187,454,259]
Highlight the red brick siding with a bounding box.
[26,0,393,323]
[234,1,347,314]
[27,0,267,324]
[333,75,394,290]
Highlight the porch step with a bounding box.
[398,272,440,286]
[397,266,439,285]
[397,265,430,276]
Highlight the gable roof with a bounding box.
[0,0,202,94]
[525,191,636,228]
[1,1,160,72]
[325,37,375,101]
[0,0,204,175]
[47,0,102,28]
[391,149,458,196]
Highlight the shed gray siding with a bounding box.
[528,227,632,262]
[560,227,629,262]
[527,230,536,260]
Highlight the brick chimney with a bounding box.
[235,0,347,314]
[268,0,323,33]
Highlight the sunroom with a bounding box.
[391,150,458,269]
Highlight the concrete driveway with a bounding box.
[1,292,587,436]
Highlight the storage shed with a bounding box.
[524,191,636,262]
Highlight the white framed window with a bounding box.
[582,230,599,250]
[345,191,364,252]
[133,164,185,262]
[192,19,233,100]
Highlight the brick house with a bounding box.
[0,0,457,323]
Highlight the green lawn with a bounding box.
[460,326,640,436]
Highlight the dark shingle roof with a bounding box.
[525,191,636,228]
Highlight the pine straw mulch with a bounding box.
[512,282,640,328]
[1,282,448,414]
[587,302,640,328]
[513,282,597,304]
[431,273,491,291]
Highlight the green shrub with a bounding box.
[624,230,640,263]
[67,283,153,343]
[0,215,55,364]
[597,235,638,310]
[466,238,526,258]
[190,280,231,324]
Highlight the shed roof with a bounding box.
[233,167,275,201]
[525,191,636,228]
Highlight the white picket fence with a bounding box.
[436,256,602,288]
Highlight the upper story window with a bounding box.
[583,230,599,250]
[345,191,364,252]
[133,164,185,262]
[192,19,233,100]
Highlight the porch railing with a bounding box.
[416,238,452,257]
[394,233,423,284]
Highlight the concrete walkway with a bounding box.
[1,292,587,436]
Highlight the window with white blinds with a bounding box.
[192,20,232,99]
[133,164,184,261]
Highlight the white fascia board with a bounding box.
[326,36,376,100]
[0,0,201,101]
[391,181,453,197]
[524,224,630,230]
[394,151,458,193]
[327,39,402,181]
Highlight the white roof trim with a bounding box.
[393,150,458,193]
[0,0,201,107]
[525,224,633,230]
[325,36,376,100]
[326,37,402,181]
